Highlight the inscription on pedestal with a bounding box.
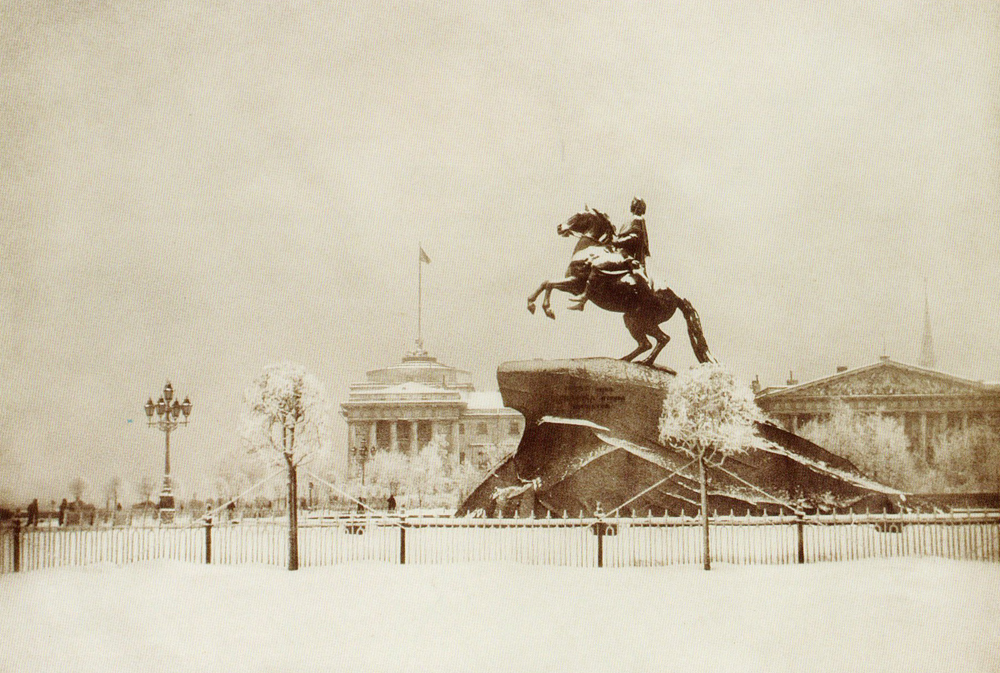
[550,386,627,413]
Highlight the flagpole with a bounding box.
[418,243,423,349]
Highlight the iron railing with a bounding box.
[2,510,998,574]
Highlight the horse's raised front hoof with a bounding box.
[527,302,536,314]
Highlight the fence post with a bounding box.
[796,515,805,564]
[399,519,406,565]
[204,516,212,565]
[596,521,604,568]
[12,518,21,572]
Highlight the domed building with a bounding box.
[340,343,524,477]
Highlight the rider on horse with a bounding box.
[527,199,715,368]
[617,197,650,281]
[568,197,651,311]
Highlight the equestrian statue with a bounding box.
[527,198,715,372]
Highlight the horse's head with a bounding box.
[557,208,614,243]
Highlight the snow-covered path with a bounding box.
[1,559,997,673]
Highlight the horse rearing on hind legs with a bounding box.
[527,208,716,372]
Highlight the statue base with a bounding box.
[457,358,901,517]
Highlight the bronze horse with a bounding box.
[527,208,715,370]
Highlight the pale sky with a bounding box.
[2,1,998,504]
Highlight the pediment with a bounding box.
[775,363,984,398]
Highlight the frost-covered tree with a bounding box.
[241,362,332,570]
[214,439,273,512]
[798,402,923,491]
[408,439,452,508]
[930,425,1000,493]
[658,363,766,570]
[367,450,410,501]
[363,439,511,511]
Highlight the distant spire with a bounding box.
[918,280,936,369]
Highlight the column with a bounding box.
[790,415,798,433]
[410,420,419,455]
[963,412,970,451]
[368,421,377,451]
[450,422,460,471]
[347,422,357,478]
[390,421,398,453]
[920,412,928,461]
[439,421,452,449]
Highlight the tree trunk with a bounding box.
[699,452,711,571]
[288,459,299,571]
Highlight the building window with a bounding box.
[459,424,465,435]
[459,452,466,465]
[508,420,520,435]
[477,422,488,435]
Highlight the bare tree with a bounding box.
[242,362,332,570]
[69,476,88,503]
[658,363,765,570]
[103,476,121,512]
[137,475,156,505]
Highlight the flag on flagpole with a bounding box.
[419,246,431,264]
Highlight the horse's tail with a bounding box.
[660,288,717,365]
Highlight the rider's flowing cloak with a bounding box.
[457,359,904,517]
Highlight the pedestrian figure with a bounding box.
[26,499,38,526]
[58,499,68,526]
[387,494,396,512]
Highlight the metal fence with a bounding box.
[2,510,998,574]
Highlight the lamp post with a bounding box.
[351,440,370,487]
[144,381,192,523]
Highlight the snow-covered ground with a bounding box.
[1,559,997,673]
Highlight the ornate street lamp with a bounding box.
[144,381,192,523]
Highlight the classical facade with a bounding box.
[754,356,1000,461]
[340,346,524,477]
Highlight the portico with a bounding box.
[341,347,523,478]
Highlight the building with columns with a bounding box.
[340,345,524,477]
[754,356,1000,461]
